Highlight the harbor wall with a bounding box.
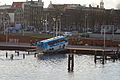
[68,37,120,47]
[0,35,46,43]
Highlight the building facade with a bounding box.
[44,1,120,33]
[0,5,11,31]
[11,0,44,30]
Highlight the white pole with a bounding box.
[56,20,58,37]
[112,26,114,40]
[59,19,61,36]
[6,31,7,43]
[104,29,105,49]
[3,22,5,35]
[45,14,48,32]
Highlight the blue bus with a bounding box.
[36,36,68,53]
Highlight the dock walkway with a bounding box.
[66,45,119,52]
[0,42,36,51]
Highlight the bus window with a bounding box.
[37,42,44,48]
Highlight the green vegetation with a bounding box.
[0,32,53,38]
[23,33,53,38]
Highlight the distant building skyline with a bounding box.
[0,0,120,9]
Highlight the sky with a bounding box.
[0,0,120,9]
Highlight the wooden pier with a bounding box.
[66,45,118,52]
[0,42,36,51]
[66,45,120,64]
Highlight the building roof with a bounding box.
[48,3,81,10]
[0,5,11,9]
[12,2,24,7]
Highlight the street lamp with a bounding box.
[85,14,88,37]
[103,29,105,49]
[3,22,6,35]
[53,18,56,36]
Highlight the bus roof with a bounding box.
[40,36,67,43]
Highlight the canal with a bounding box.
[0,50,120,80]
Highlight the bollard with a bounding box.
[28,51,30,55]
[71,54,74,71]
[15,50,17,53]
[10,54,14,60]
[105,55,107,60]
[17,52,19,56]
[68,54,74,72]
[34,53,37,57]
[6,52,8,58]
[102,51,105,64]
[94,51,97,64]
[112,51,116,62]
[23,54,25,59]
[94,55,97,64]
[68,55,71,71]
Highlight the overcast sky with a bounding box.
[0,0,120,9]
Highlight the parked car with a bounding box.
[63,32,72,36]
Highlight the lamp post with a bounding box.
[56,19,58,37]
[45,13,49,33]
[3,22,6,35]
[103,29,105,49]
[53,18,56,36]
[112,25,114,41]
[53,17,59,37]
[85,14,88,37]
[58,18,61,36]
[58,13,63,36]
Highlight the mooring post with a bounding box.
[71,54,74,71]
[34,53,37,57]
[68,49,74,72]
[17,51,19,56]
[10,54,14,60]
[23,54,25,59]
[28,51,30,55]
[113,51,116,62]
[102,50,105,64]
[68,54,71,72]
[6,52,8,58]
[94,50,97,64]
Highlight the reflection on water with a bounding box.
[0,50,120,80]
[37,53,67,60]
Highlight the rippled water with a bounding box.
[0,50,120,80]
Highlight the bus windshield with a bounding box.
[36,42,44,48]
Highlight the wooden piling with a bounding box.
[23,54,25,59]
[15,50,17,53]
[94,51,97,64]
[34,53,37,57]
[10,54,14,60]
[102,50,105,64]
[71,54,74,71]
[28,51,30,55]
[17,52,19,56]
[68,54,74,72]
[68,55,71,71]
[6,52,8,58]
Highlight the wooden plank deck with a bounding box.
[0,42,36,51]
[66,45,119,52]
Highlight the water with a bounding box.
[0,50,120,80]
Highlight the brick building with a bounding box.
[0,5,11,31]
[11,0,44,29]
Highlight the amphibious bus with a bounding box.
[36,36,68,53]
